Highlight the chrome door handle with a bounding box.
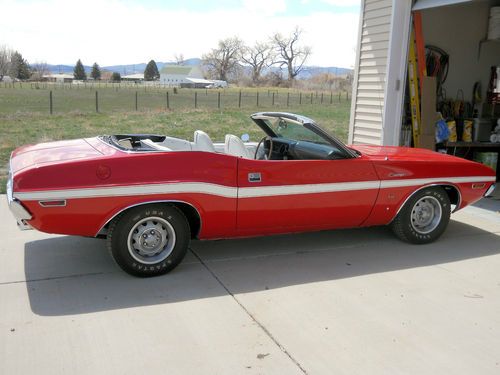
[248,172,261,183]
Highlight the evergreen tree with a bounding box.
[111,72,121,82]
[90,62,101,80]
[9,51,31,80]
[73,59,87,80]
[144,60,160,81]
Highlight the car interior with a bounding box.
[106,129,346,161]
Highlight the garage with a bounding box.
[349,0,500,180]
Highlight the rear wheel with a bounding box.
[391,187,451,244]
[107,204,190,277]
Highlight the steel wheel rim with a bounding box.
[410,196,442,234]
[127,217,176,264]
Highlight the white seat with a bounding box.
[194,130,215,152]
[159,136,192,151]
[140,139,172,151]
[224,134,252,159]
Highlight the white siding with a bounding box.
[349,0,392,145]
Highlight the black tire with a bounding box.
[391,186,451,244]
[107,204,190,277]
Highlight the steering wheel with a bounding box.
[254,136,274,160]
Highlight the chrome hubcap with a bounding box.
[127,217,176,264]
[411,196,442,234]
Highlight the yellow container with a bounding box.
[463,120,473,142]
[447,121,457,142]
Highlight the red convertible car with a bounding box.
[7,112,496,277]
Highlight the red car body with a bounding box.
[7,114,495,242]
[6,114,495,239]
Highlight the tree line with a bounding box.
[203,27,311,86]
[1,27,317,87]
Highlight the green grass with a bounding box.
[0,83,349,114]
[0,87,351,193]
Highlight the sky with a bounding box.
[0,0,361,68]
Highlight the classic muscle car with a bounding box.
[7,112,496,277]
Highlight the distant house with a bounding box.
[43,73,74,83]
[160,65,204,86]
[121,73,144,82]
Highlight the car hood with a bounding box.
[10,138,103,173]
[351,145,462,162]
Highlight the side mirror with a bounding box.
[241,133,250,142]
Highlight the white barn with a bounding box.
[159,65,204,86]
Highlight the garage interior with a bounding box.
[404,0,500,180]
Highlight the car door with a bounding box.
[236,155,380,236]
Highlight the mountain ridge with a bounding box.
[46,58,352,79]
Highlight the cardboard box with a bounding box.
[420,76,438,136]
[419,134,435,151]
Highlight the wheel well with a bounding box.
[441,185,461,209]
[168,202,201,239]
[99,201,202,239]
[391,184,462,224]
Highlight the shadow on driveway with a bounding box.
[25,220,499,316]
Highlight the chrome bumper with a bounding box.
[6,172,33,230]
[484,183,497,198]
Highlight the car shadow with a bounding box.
[25,220,499,316]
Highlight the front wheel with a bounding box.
[391,187,451,244]
[107,204,190,277]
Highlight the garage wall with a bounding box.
[421,2,500,104]
[349,0,392,145]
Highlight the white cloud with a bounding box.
[321,0,360,6]
[0,0,359,68]
[242,0,287,16]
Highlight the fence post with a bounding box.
[238,90,242,108]
[217,91,221,109]
[299,92,302,105]
[310,93,313,104]
[287,92,290,107]
[272,92,275,106]
[338,92,341,103]
[135,91,138,111]
[49,91,53,115]
[95,91,99,113]
[256,92,259,107]
[194,91,197,108]
[330,92,333,104]
[166,91,170,110]
[346,91,349,101]
[321,93,324,104]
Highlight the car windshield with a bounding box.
[263,118,329,145]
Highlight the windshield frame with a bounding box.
[251,112,357,159]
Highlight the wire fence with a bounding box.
[0,81,350,115]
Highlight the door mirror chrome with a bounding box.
[241,133,250,142]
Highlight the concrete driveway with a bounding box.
[1,195,499,375]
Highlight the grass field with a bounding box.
[0,83,349,114]
[0,84,351,194]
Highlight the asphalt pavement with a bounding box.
[1,194,499,374]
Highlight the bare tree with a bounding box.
[31,61,50,81]
[241,42,274,84]
[174,53,185,65]
[0,45,12,81]
[271,27,311,82]
[202,37,243,81]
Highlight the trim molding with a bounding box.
[13,176,495,201]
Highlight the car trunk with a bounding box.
[10,139,104,174]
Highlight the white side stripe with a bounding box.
[13,182,238,200]
[380,176,496,188]
[239,181,381,198]
[13,176,495,201]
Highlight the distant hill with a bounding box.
[47,58,352,78]
[47,58,202,75]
